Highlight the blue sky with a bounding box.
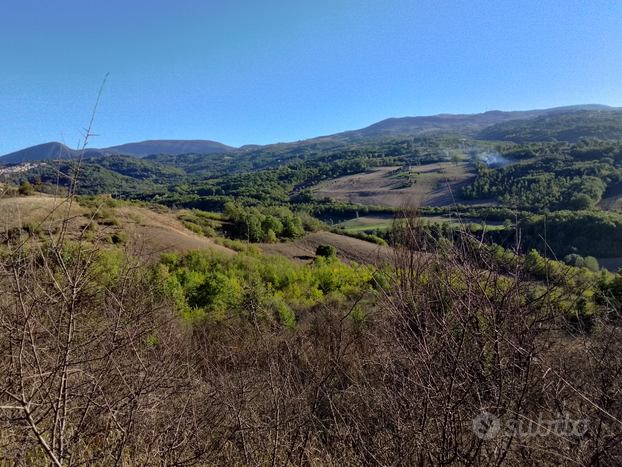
[1,0,621,155]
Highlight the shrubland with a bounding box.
[5,116,622,464]
[2,195,622,466]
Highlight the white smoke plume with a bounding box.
[476,151,511,168]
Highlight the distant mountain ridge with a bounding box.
[0,140,236,164]
[3,104,621,163]
[324,105,621,142]
[476,109,622,143]
[104,140,235,156]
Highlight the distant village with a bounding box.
[0,162,45,177]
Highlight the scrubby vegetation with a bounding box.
[5,111,622,464]
[2,195,622,465]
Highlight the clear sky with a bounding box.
[1,0,621,155]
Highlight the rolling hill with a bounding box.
[4,104,621,164]
[0,140,237,164]
[0,142,104,164]
[476,109,622,143]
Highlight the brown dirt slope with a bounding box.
[258,231,392,265]
[0,198,394,265]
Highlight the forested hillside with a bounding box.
[477,110,622,143]
[7,157,183,195]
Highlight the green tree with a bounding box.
[503,219,512,231]
[571,193,594,210]
[583,256,599,272]
[243,214,265,243]
[316,244,337,258]
[563,254,585,268]
[264,229,277,244]
[189,272,237,312]
[35,176,43,195]
[261,216,283,236]
[281,215,304,238]
[18,181,34,196]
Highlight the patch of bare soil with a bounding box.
[597,186,622,211]
[114,207,236,259]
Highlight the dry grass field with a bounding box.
[337,214,394,231]
[313,162,482,207]
[258,231,393,265]
[0,196,236,258]
[0,195,74,226]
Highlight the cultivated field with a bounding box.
[335,213,505,233]
[337,214,394,231]
[313,162,482,208]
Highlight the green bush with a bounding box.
[110,232,128,245]
[21,221,40,235]
[127,212,143,224]
[214,238,262,255]
[182,221,204,236]
[18,181,34,196]
[316,244,337,258]
[89,208,115,220]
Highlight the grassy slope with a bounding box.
[257,231,393,265]
[0,196,397,265]
[0,196,236,258]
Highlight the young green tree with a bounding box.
[503,218,512,231]
[316,244,337,258]
[18,180,34,196]
[264,229,278,244]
